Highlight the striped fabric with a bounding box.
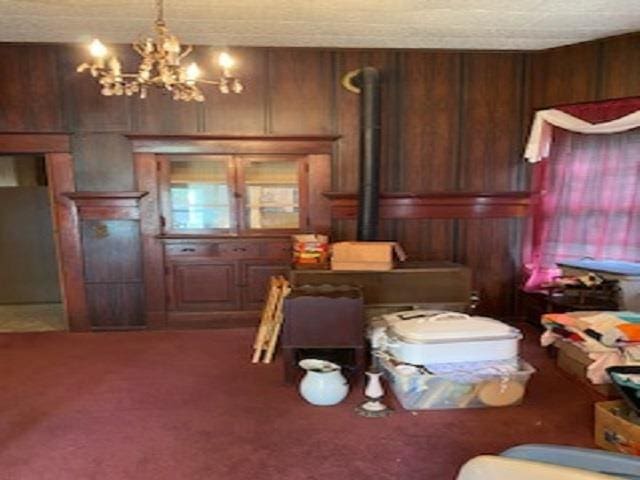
[524,103,640,290]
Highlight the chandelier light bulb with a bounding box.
[89,39,108,58]
[185,62,201,82]
[218,52,235,70]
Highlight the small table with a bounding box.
[281,285,365,383]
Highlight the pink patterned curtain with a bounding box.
[524,99,640,290]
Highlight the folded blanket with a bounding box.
[543,313,578,327]
[601,324,640,346]
[574,312,627,334]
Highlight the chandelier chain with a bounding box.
[156,0,164,24]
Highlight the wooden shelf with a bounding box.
[323,191,532,219]
[63,191,148,200]
[62,191,150,220]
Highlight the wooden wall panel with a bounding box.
[529,42,600,109]
[0,45,63,131]
[268,49,334,135]
[459,52,525,192]
[131,91,199,134]
[457,218,523,317]
[81,219,142,283]
[59,44,132,132]
[71,133,134,191]
[400,51,461,192]
[86,283,144,328]
[397,219,456,262]
[334,50,365,193]
[599,33,640,99]
[201,47,268,134]
[395,52,461,266]
[0,32,637,321]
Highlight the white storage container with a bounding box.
[374,311,522,366]
[381,355,535,410]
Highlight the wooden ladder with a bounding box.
[251,276,291,364]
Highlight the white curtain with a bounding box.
[524,108,640,163]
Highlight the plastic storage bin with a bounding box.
[381,356,535,410]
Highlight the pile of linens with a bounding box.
[541,311,640,384]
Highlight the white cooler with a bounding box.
[372,311,522,366]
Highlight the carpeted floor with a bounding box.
[0,324,602,480]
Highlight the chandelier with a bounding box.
[77,0,243,102]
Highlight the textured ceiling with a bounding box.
[0,0,639,50]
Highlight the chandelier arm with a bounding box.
[195,79,223,85]
[179,45,193,61]
[132,43,146,56]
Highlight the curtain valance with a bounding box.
[525,97,640,163]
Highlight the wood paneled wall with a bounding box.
[1,32,638,318]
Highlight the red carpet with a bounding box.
[0,324,601,479]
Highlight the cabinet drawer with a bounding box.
[165,244,214,257]
[218,242,261,259]
[263,241,293,261]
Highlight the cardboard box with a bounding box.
[331,241,407,271]
[554,340,619,398]
[595,400,640,455]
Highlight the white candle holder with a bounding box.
[356,370,392,417]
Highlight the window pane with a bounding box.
[169,160,230,230]
[243,161,299,229]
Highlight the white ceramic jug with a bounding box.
[298,359,349,406]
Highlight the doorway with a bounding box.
[0,154,65,331]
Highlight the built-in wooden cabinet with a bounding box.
[162,238,291,324]
[133,136,333,329]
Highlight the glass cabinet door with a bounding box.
[167,157,232,232]
[241,159,301,231]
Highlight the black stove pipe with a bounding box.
[354,67,381,241]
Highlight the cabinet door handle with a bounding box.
[181,248,196,252]
[233,247,247,252]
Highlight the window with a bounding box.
[524,129,640,289]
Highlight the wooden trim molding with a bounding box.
[128,135,339,155]
[45,153,89,331]
[134,154,167,329]
[63,192,149,220]
[324,192,532,219]
[63,191,149,200]
[0,133,70,153]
